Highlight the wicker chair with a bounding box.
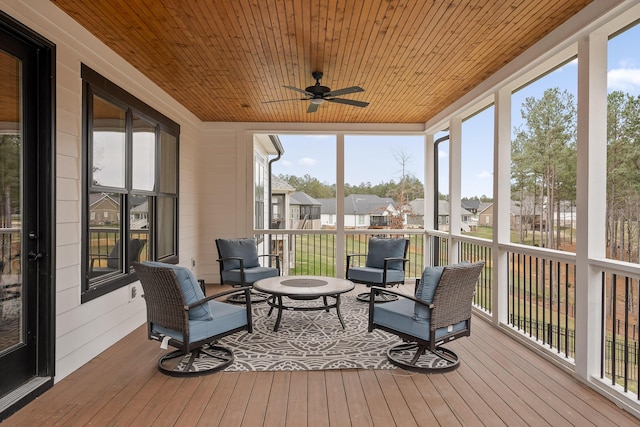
[346,237,409,303]
[134,261,252,377]
[215,237,280,304]
[89,238,145,279]
[368,261,485,372]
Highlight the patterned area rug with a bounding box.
[221,289,398,371]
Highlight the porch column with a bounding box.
[449,117,462,264]
[493,88,511,326]
[336,133,345,278]
[575,32,607,380]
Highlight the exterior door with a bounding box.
[0,15,54,416]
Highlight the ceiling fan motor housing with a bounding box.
[307,71,330,98]
[306,84,331,97]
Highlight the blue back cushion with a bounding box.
[142,261,212,321]
[413,265,444,321]
[366,238,406,270]
[414,262,472,321]
[217,238,260,270]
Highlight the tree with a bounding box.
[607,91,640,261]
[511,88,577,249]
[0,134,21,229]
[279,174,334,198]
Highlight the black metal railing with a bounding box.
[460,240,493,312]
[88,227,150,269]
[508,251,576,359]
[256,230,425,282]
[600,271,640,396]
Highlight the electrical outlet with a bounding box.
[129,283,138,302]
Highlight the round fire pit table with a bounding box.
[253,275,355,332]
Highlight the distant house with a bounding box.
[343,194,396,229]
[89,193,120,226]
[461,199,481,214]
[271,174,295,229]
[408,198,473,231]
[407,198,425,227]
[318,198,337,228]
[478,200,547,230]
[437,200,473,231]
[130,200,148,229]
[289,191,321,229]
[478,203,494,227]
[317,194,397,229]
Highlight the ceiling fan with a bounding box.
[265,71,369,113]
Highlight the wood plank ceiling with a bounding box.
[49,0,593,124]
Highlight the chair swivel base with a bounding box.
[158,343,234,377]
[226,289,269,304]
[356,291,398,303]
[386,342,460,373]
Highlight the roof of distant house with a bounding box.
[461,199,481,211]
[409,198,472,216]
[290,191,321,206]
[271,174,295,192]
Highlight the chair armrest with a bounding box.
[368,286,431,308]
[216,256,245,270]
[89,254,118,271]
[382,257,409,262]
[187,286,252,308]
[259,254,281,270]
[382,257,409,271]
[346,253,366,266]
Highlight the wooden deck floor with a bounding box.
[5,306,640,426]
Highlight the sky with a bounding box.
[270,24,640,199]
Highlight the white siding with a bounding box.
[1,0,203,382]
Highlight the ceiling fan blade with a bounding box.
[325,86,364,97]
[307,102,320,113]
[262,98,307,104]
[327,98,369,108]
[284,85,313,96]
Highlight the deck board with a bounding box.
[241,371,272,426]
[374,371,418,427]
[4,313,640,426]
[262,371,290,426]
[174,375,221,425]
[324,370,351,425]
[286,371,308,426]
[358,370,395,425]
[306,371,329,427]
[198,372,240,426]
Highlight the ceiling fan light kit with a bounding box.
[266,71,369,113]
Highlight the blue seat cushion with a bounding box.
[217,238,260,270]
[414,265,444,321]
[142,261,212,321]
[221,266,279,285]
[347,266,405,285]
[373,298,467,342]
[153,300,247,343]
[366,238,406,270]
